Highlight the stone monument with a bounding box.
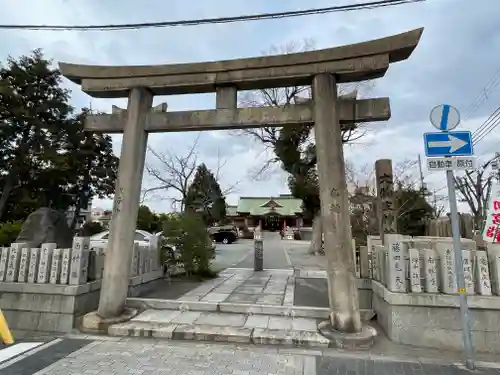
[59,27,424,344]
[16,207,74,248]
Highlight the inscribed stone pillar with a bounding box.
[462,250,474,294]
[98,87,153,319]
[49,248,62,284]
[59,248,72,284]
[385,234,407,292]
[312,73,361,333]
[70,237,90,285]
[436,242,458,294]
[6,243,26,282]
[359,246,370,279]
[408,248,422,293]
[17,248,30,283]
[375,159,397,243]
[475,251,492,296]
[0,247,9,282]
[422,248,439,293]
[37,243,56,283]
[27,248,40,283]
[367,236,381,279]
[130,243,139,277]
[487,243,500,295]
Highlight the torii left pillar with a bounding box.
[98,87,152,318]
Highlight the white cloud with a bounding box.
[1,0,499,213]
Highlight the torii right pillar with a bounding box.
[313,73,376,346]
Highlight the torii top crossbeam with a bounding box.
[59,28,423,98]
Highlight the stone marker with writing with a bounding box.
[371,246,379,281]
[37,243,56,283]
[0,247,9,282]
[87,250,98,281]
[17,248,30,283]
[385,234,407,292]
[422,248,439,293]
[138,245,146,275]
[487,247,500,295]
[359,245,370,279]
[96,247,105,279]
[408,248,422,293]
[60,248,72,284]
[27,248,40,283]
[69,237,90,285]
[436,242,457,294]
[6,243,26,282]
[149,235,160,271]
[462,250,475,295]
[475,250,492,296]
[49,248,62,284]
[130,243,139,277]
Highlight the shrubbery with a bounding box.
[78,221,105,236]
[0,220,23,246]
[161,213,216,279]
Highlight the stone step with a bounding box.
[109,306,376,348]
[108,309,331,348]
[126,297,376,321]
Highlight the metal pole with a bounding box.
[446,169,475,370]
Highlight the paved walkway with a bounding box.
[1,337,498,374]
[176,267,294,305]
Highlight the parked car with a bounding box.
[89,229,153,249]
[208,225,238,244]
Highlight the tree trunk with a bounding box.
[309,214,322,254]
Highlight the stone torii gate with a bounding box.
[59,27,423,341]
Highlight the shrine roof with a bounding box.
[236,196,303,216]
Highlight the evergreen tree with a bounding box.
[184,164,226,226]
[0,49,73,220]
[0,51,118,223]
[55,108,119,229]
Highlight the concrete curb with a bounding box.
[126,298,375,320]
[108,321,331,348]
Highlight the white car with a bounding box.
[90,229,154,249]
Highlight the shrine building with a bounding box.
[227,195,306,231]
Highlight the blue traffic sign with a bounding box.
[429,104,460,131]
[424,131,473,157]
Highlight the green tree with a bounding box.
[78,221,105,237]
[137,205,155,232]
[395,184,434,237]
[0,49,73,220]
[54,108,119,229]
[161,213,215,277]
[184,164,226,226]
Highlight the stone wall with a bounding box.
[372,280,500,353]
[367,235,500,353]
[0,236,164,337]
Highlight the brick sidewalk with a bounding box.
[1,337,497,374]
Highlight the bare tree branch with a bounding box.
[143,135,241,209]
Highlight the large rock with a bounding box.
[16,207,74,248]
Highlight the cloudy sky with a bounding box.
[1,0,499,213]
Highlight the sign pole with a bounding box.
[446,167,475,370]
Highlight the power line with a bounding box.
[0,0,425,31]
[472,107,500,145]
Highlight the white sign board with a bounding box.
[483,183,500,243]
[426,157,476,172]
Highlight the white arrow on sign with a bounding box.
[428,134,468,153]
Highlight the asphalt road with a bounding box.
[211,232,292,271]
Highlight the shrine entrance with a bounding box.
[262,214,282,232]
[59,27,423,338]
